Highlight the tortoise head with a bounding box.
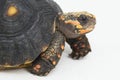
[58,12,96,38]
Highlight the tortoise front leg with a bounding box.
[27,31,65,76]
[66,35,91,59]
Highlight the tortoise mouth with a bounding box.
[79,27,94,34]
[76,26,95,34]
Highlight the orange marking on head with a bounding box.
[65,20,80,25]
[79,30,90,34]
[65,20,83,29]
[59,15,65,20]
[76,25,83,29]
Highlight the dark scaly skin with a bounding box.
[67,35,91,59]
[27,31,65,76]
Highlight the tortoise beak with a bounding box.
[78,26,95,34]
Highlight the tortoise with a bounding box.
[0,0,96,76]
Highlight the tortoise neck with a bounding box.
[56,14,80,39]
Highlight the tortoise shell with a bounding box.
[0,0,62,66]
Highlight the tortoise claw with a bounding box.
[69,48,91,60]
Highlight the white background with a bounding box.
[0,0,120,80]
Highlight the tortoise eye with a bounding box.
[77,14,88,25]
[7,5,18,16]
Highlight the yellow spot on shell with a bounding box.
[7,5,18,16]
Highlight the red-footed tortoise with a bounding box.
[0,0,96,76]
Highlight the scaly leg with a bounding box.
[67,35,91,59]
[27,31,65,76]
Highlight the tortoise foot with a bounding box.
[67,35,91,59]
[27,58,54,76]
[69,48,91,59]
